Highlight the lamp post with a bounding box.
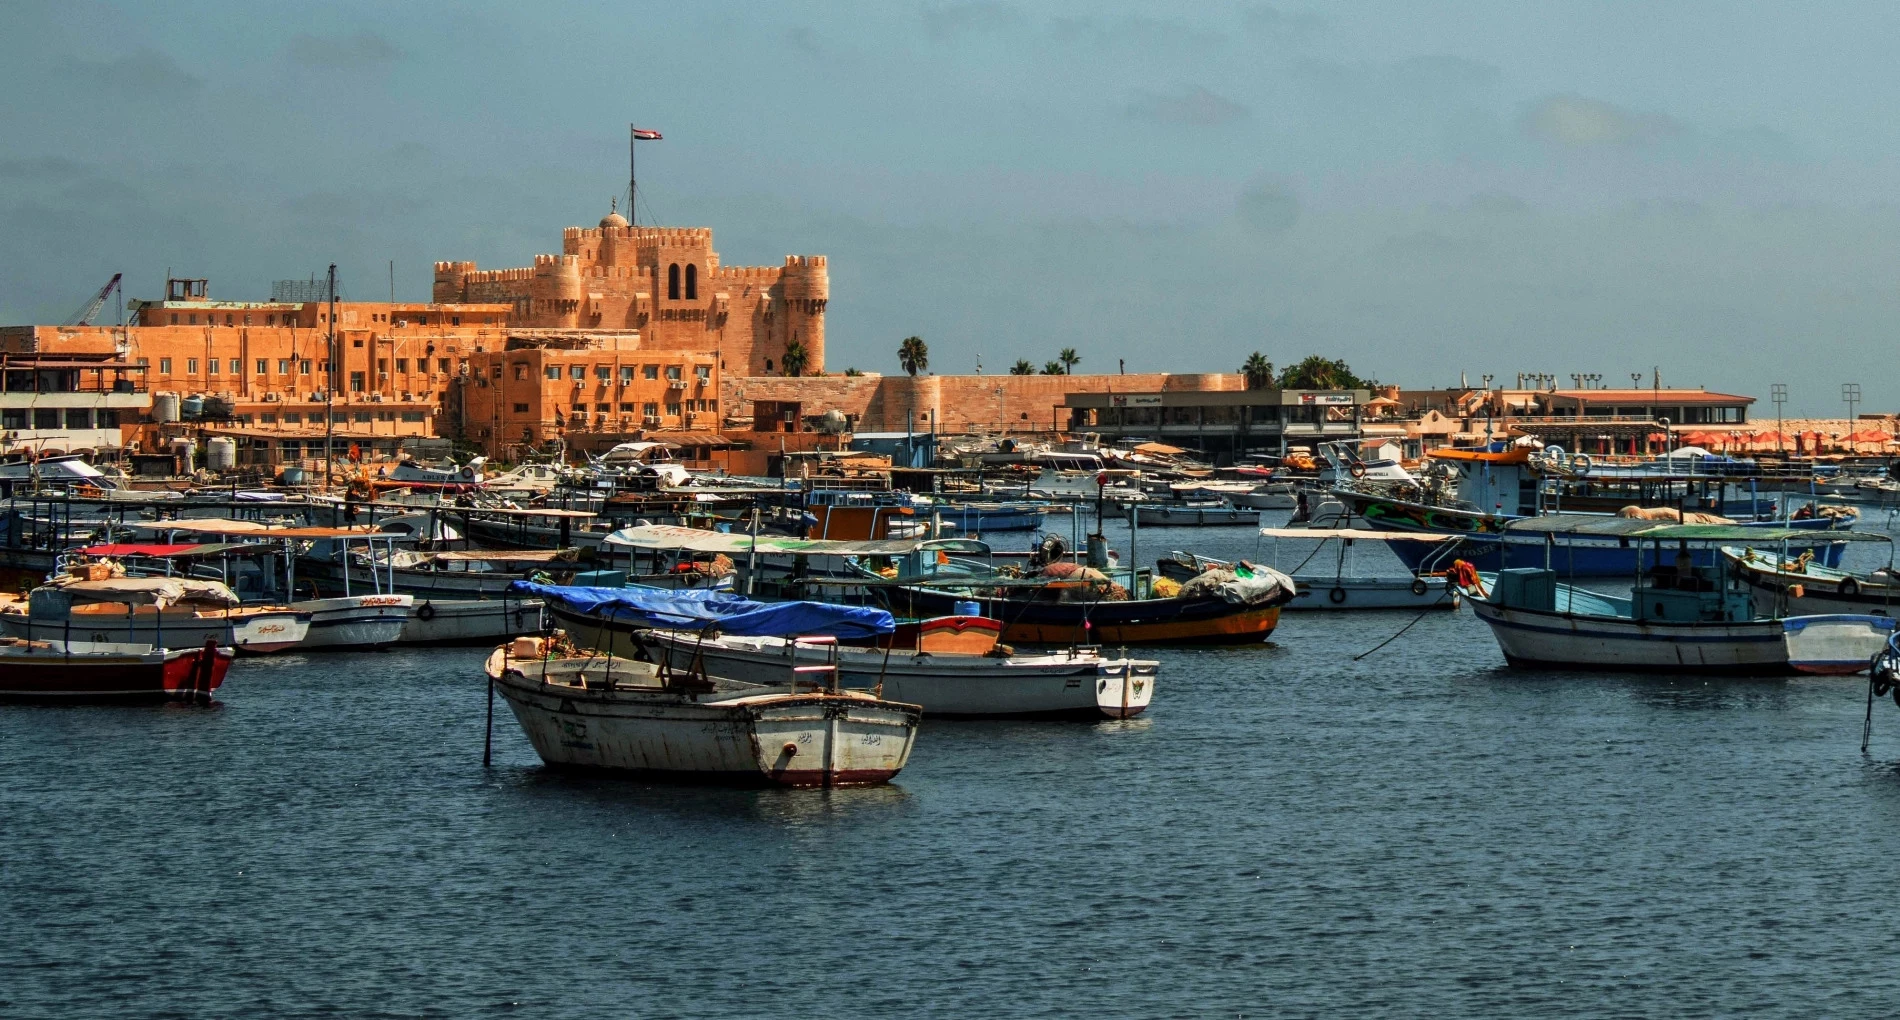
[1771,383,1788,455]
[1843,382,1861,430]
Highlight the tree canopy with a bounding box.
[1009,359,1035,375]
[897,336,928,376]
[1277,355,1373,390]
[1240,352,1274,390]
[781,338,810,378]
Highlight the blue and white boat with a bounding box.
[1462,524,1894,675]
[1390,513,1852,577]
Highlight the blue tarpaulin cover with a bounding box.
[509,581,895,639]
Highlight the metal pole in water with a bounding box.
[485,652,499,767]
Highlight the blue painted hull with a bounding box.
[1392,530,1849,577]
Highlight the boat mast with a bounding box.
[325,263,337,491]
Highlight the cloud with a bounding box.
[920,2,1021,41]
[785,26,823,58]
[287,31,404,70]
[1520,94,1685,148]
[1125,86,1250,127]
[63,49,201,97]
[1240,5,1326,38]
[1236,181,1299,233]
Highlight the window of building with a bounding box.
[685,264,697,300]
[266,315,275,326]
[696,365,711,385]
[352,338,363,348]
[331,412,349,423]
[545,366,561,381]
[244,314,252,325]
[169,314,178,325]
[438,358,451,373]
[451,316,460,326]
[208,359,219,376]
[665,402,681,417]
[0,408,21,429]
[395,358,407,372]
[98,409,119,427]
[595,366,611,382]
[187,358,199,374]
[375,359,387,374]
[255,359,267,375]
[159,358,173,374]
[512,403,529,413]
[596,402,611,412]
[277,359,289,374]
[65,408,91,429]
[619,402,635,412]
[260,412,276,424]
[354,411,371,423]
[516,364,530,381]
[34,408,59,429]
[282,412,302,424]
[570,365,585,380]
[188,314,197,325]
[665,365,682,382]
[765,359,774,372]
[667,263,681,300]
[401,411,426,422]
[300,360,311,375]
[229,359,240,374]
[573,404,587,416]
[708,399,717,412]
[320,360,329,373]
[280,439,302,457]
[643,402,658,417]
[643,365,658,380]
[620,366,635,384]
[349,372,365,392]
[377,410,395,421]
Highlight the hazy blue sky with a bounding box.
[5,1,1899,414]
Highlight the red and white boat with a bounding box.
[0,636,232,702]
[0,576,310,654]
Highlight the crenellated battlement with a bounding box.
[712,265,785,282]
[782,255,827,269]
[533,253,580,271]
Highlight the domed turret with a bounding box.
[600,198,628,230]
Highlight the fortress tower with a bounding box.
[435,206,826,379]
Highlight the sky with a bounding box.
[4,1,1899,415]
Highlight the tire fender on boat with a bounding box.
[1329,586,1348,604]
[1840,577,1860,597]
[416,601,437,621]
[1348,462,1367,479]
[1411,578,1428,596]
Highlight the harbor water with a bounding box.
[8,516,1900,1016]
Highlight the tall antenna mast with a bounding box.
[629,123,637,228]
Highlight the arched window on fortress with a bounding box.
[667,264,681,300]
[685,264,698,300]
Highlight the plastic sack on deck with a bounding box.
[509,581,895,639]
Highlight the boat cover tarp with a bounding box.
[46,576,242,608]
[509,581,895,638]
[1504,516,1874,541]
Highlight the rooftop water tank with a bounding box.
[206,436,237,472]
[169,438,196,475]
[180,395,205,419]
[152,392,180,423]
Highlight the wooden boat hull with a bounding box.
[401,598,546,645]
[1286,576,1460,611]
[490,656,919,786]
[0,607,310,654]
[0,640,233,701]
[884,586,1282,646]
[1470,599,1891,675]
[290,594,413,650]
[636,629,1157,719]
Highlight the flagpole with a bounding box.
[629,123,636,227]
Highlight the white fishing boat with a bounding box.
[386,454,488,489]
[1158,529,1467,611]
[403,596,546,645]
[1460,525,1896,674]
[1722,544,1900,618]
[290,593,413,650]
[485,587,924,786]
[0,576,310,654]
[625,619,1155,720]
[1235,480,1300,510]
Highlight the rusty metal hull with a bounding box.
[488,652,920,786]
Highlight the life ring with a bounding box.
[1569,453,1593,476]
[1839,577,1860,597]
[459,467,475,480]
[1328,586,1348,604]
[1348,463,1367,479]
[1411,578,1428,596]
[415,601,437,621]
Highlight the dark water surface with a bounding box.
[8,519,1900,1017]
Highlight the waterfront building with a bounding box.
[1062,387,1371,458]
[0,352,149,458]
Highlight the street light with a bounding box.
[1843,382,1862,427]
[1771,383,1788,455]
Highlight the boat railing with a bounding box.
[788,634,842,693]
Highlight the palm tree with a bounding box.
[898,336,929,376]
[1009,359,1035,375]
[1241,352,1274,390]
[843,366,863,377]
[781,339,810,378]
[1041,360,1064,375]
[1057,348,1080,374]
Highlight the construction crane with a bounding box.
[62,273,123,326]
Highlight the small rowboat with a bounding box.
[0,637,232,702]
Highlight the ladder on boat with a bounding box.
[788,635,841,693]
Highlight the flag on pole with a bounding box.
[631,128,663,140]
